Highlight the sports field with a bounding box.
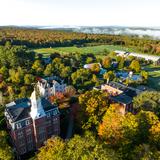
[34,45,135,57]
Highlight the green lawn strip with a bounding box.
[34,45,135,57]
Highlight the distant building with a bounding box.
[94,81,143,112]
[5,85,60,155]
[84,63,102,69]
[43,57,51,65]
[37,77,67,97]
[115,50,160,65]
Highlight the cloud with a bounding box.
[73,27,160,39]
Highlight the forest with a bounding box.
[0,27,160,55]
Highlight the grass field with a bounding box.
[34,45,135,57]
[142,65,160,91]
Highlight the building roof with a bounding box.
[6,97,57,122]
[84,63,102,69]
[115,50,160,62]
[6,98,30,122]
[130,52,160,61]
[111,93,133,105]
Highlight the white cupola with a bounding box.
[30,86,46,120]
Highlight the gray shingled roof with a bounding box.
[111,93,133,105]
[6,98,57,122]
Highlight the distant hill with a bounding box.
[38,26,160,39]
[1,25,160,39]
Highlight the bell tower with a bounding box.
[30,85,46,120]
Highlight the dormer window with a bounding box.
[26,120,30,126]
[16,123,22,129]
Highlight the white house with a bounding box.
[114,50,160,65]
[37,78,67,98]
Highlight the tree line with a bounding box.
[0,27,160,55]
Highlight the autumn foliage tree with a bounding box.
[102,57,111,69]
[78,90,109,130]
[149,122,160,148]
[129,60,141,73]
[98,104,139,147]
[36,132,120,160]
[0,131,14,160]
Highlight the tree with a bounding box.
[0,131,14,160]
[32,60,44,75]
[129,60,141,73]
[0,66,8,79]
[136,111,159,144]
[36,132,120,160]
[86,57,93,64]
[140,70,148,82]
[103,71,115,83]
[98,104,139,147]
[149,122,160,147]
[7,86,15,101]
[78,90,109,130]
[24,74,35,85]
[0,81,7,90]
[118,58,125,69]
[64,85,76,97]
[44,64,53,76]
[60,66,72,79]
[19,86,28,98]
[9,67,24,84]
[102,57,111,69]
[130,144,160,160]
[91,74,100,86]
[90,63,100,73]
[37,137,65,160]
[0,45,34,68]
[71,69,91,86]
[133,91,160,116]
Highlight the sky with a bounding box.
[0,0,160,27]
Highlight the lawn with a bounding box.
[34,45,135,57]
[142,65,160,91]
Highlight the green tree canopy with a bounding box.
[133,91,160,117]
[78,90,109,130]
[129,60,141,73]
[0,131,14,160]
[36,132,120,160]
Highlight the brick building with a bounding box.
[5,86,60,155]
[94,81,142,113]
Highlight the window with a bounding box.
[47,112,51,118]
[17,131,23,138]
[27,135,33,143]
[26,120,30,126]
[52,110,57,115]
[53,128,59,135]
[28,143,34,151]
[38,132,46,142]
[26,128,32,135]
[16,123,22,129]
[20,146,26,154]
[46,120,52,126]
[53,118,58,124]
[18,137,25,146]
[47,127,53,135]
